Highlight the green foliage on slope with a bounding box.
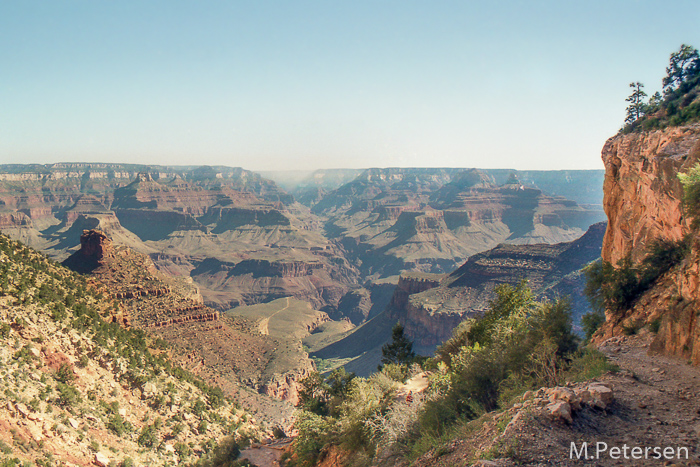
[0,233,258,465]
[622,44,700,132]
[290,282,615,466]
[584,238,690,316]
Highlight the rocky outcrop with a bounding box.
[594,124,700,364]
[79,229,113,260]
[388,223,605,348]
[261,365,315,406]
[150,311,219,328]
[601,124,700,264]
[61,229,116,273]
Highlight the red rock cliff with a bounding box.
[601,124,700,264]
[596,124,700,364]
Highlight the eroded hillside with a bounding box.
[0,233,263,466]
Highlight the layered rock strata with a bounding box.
[595,124,700,364]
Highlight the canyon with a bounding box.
[0,162,608,428]
[0,163,604,322]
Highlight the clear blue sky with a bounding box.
[2,1,699,171]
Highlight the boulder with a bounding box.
[587,384,613,408]
[547,400,573,423]
[94,452,110,467]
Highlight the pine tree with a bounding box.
[380,322,415,366]
[625,82,647,125]
[663,44,700,91]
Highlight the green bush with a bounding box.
[107,413,131,437]
[289,412,337,467]
[137,424,158,447]
[56,383,81,407]
[679,163,700,226]
[581,310,605,341]
[585,238,689,315]
[55,363,75,383]
[563,348,619,382]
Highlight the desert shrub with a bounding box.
[338,373,398,451]
[174,441,191,459]
[380,363,408,383]
[107,413,131,437]
[434,320,473,364]
[56,383,81,407]
[585,258,643,313]
[417,282,581,450]
[641,237,690,282]
[649,317,662,333]
[679,165,700,210]
[193,419,206,435]
[365,391,423,451]
[137,423,158,447]
[585,238,689,315]
[55,363,75,383]
[191,398,207,417]
[196,434,255,467]
[563,347,619,382]
[297,372,330,416]
[581,310,605,341]
[289,412,337,467]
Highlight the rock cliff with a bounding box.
[601,124,700,264]
[594,124,700,364]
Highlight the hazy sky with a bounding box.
[2,1,699,171]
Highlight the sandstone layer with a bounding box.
[595,123,700,365]
[601,124,700,264]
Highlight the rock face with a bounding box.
[78,229,112,260]
[595,124,700,364]
[261,364,315,407]
[601,124,700,264]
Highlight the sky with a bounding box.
[2,1,699,172]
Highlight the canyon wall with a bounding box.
[601,124,700,264]
[596,123,700,364]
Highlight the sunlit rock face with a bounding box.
[595,124,700,365]
[600,124,700,264]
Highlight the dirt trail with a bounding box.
[510,331,700,466]
[397,372,430,398]
[258,297,290,336]
[589,333,700,465]
[240,438,294,467]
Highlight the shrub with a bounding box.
[290,412,337,467]
[137,424,158,447]
[581,310,605,341]
[55,363,75,383]
[107,413,131,437]
[585,238,689,315]
[56,383,81,407]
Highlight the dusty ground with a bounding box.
[240,438,294,466]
